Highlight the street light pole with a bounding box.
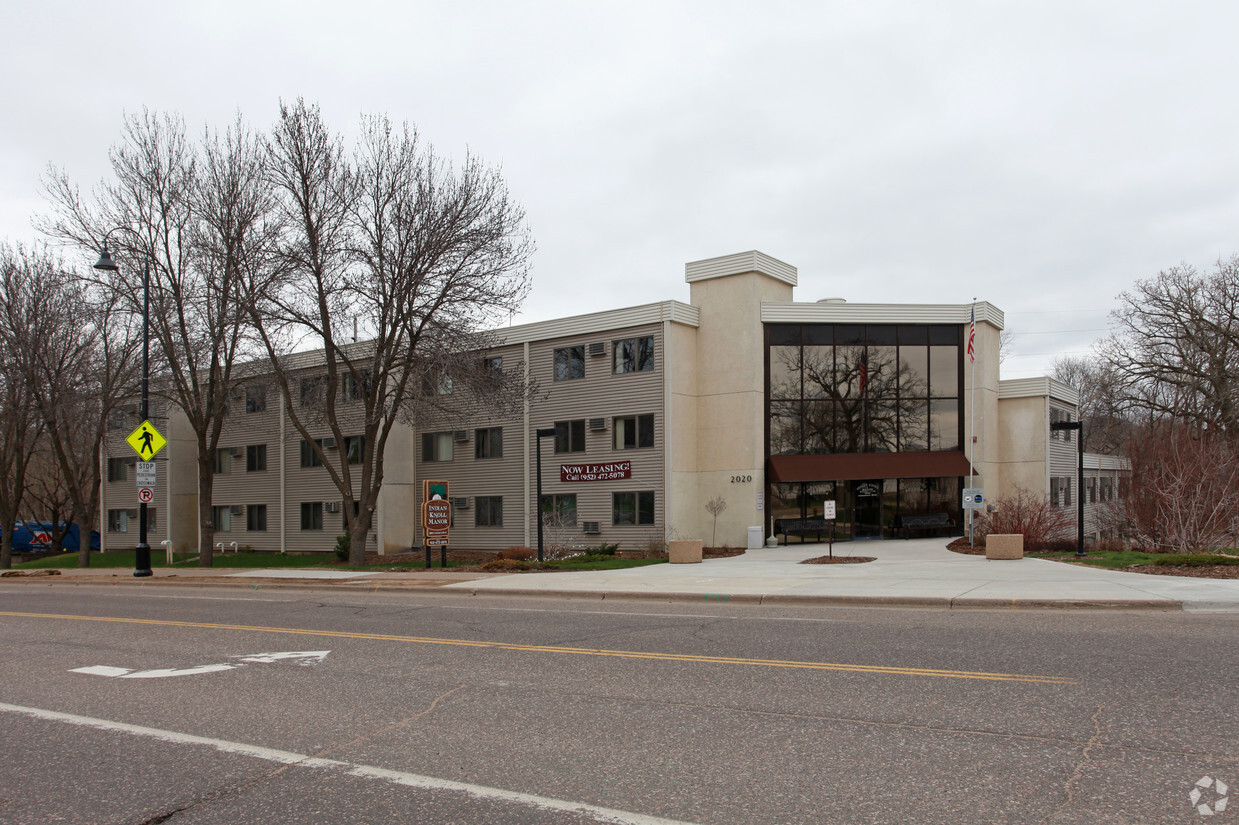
[534,427,556,563]
[95,234,153,577]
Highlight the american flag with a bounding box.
[967,305,976,363]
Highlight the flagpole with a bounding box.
[968,299,977,549]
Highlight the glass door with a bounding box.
[851,479,883,539]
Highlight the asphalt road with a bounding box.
[1,584,1236,825]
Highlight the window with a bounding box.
[475,427,503,459]
[613,491,655,525]
[343,372,372,402]
[475,496,503,527]
[554,420,585,453]
[211,505,231,532]
[300,439,324,468]
[1100,477,1114,503]
[107,509,128,532]
[554,346,585,381]
[300,375,326,406]
[300,502,323,531]
[245,386,266,413]
[421,372,453,396]
[613,336,655,374]
[1050,408,1074,440]
[107,457,129,482]
[345,435,365,465]
[1063,478,1072,507]
[613,414,654,450]
[247,504,267,532]
[422,432,454,462]
[1087,477,1097,504]
[147,508,157,530]
[214,448,232,474]
[541,494,577,527]
[483,355,503,373]
[246,444,267,472]
[108,404,136,430]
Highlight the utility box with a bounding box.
[747,526,763,550]
[986,534,1024,560]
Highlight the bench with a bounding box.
[899,512,954,539]
[774,517,832,544]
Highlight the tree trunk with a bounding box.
[76,515,92,567]
[198,457,215,566]
[348,512,369,567]
[0,521,12,569]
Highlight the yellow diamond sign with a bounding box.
[126,420,167,461]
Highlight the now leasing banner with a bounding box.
[560,461,632,482]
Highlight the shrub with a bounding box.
[976,488,1073,552]
[498,546,536,561]
[482,558,530,571]
[582,542,619,556]
[333,533,350,562]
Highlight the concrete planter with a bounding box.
[986,534,1024,560]
[668,539,703,564]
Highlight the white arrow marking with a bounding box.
[233,650,330,665]
[71,651,330,679]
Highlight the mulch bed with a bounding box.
[801,555,876,565]
[1122,564,1239,579]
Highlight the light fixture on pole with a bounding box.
[95,231,153,577]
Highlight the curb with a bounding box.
[0,574,1190,610]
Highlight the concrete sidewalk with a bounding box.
[8,539,1239,610]
[442,539,1239,611]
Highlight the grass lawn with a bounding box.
[541,556,666,571]
[1030,550,1239,569]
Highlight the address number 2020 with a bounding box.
[730,474,752,483]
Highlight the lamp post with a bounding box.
[534,427,556,563]
[95,233,152,577]
[1050,420,1085,558]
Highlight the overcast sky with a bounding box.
[3,1,1236,378]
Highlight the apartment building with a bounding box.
[100,250,1123,554]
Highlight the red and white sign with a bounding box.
[31,531,51,546]
[138,487,154,504]
[560,461,632,482]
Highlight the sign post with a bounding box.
[421,480,450,569]
[823,500,837,558]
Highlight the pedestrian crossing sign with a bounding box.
[126,420,167,460]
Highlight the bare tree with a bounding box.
[0,245,139,566]
[1050,355,1130,454]
[23,433,75,554]
[41,111,274,566]
[0,266,43,568]
[1116,421,1239,552]
[245,101,534,565]
[704,495,728,547]
[1099,256,1239,438]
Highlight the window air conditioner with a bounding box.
[452,496,469,509]
[322,436,337,449]
[127,509,139,518]
[588,418,607,431]
[454,430,469,442]
[325,501,340,513]
[588,342,606,357]
[582,521,601,534]
[230,505,243,516]
[230,446,244,458]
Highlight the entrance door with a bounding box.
[852,479,882,539]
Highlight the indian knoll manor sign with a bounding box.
[560,461,632,482]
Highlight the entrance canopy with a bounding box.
[768,451,973,483]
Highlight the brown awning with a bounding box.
[768,451,973,483]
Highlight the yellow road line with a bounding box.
[0,611,1076,684]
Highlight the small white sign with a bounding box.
[962,488,985,509]
[135,461,156,487]
[823,500,837,520]
[756,492,764,511]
